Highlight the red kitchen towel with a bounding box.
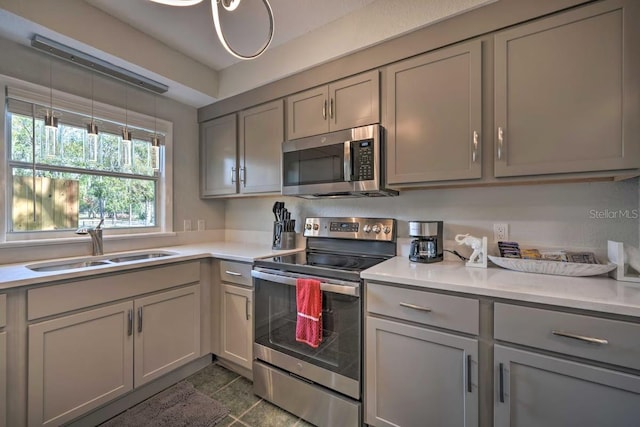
[296,278,322,348]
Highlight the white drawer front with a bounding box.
[495,303,640,371]
[367,282,479,335]
[219,260,252,286]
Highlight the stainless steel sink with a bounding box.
[27,260,111,272]
[26,251,178,272]
[107,252,176,263]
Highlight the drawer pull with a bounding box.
[399,302,432,313]
[225,270,243,276]
[499,363,505,403]
[551,330,608,345]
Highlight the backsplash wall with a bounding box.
[225,179,640,257]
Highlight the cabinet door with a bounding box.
[0,331,5,427]
[28,302,134,427]
[365,317,478,427]
[386,40,482,184]
[239,100,284,194]
[329,70,380,132]
[200,114,238,197]
[494,345,640,427]
[134,285,201,387]
[286,86,329,140]
[220,283,253,370]
[494,0,640,177]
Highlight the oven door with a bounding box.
[252,268,361,399]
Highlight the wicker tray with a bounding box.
[488,255,617,277]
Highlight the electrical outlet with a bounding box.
[184,219,192,232]
[493,223,508,242]
[197,219,205,231]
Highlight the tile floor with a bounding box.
[185,363,315,427]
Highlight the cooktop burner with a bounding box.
[255,217,397,281]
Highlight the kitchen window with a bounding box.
[1,76,173,242]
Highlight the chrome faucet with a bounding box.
[76,218,104,256]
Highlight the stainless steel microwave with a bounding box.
[281,124,398,198]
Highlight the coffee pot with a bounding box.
[408,221,443,263]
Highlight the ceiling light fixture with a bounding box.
[149,0,274,60]
[44,60,59,159]
[87,71,99,163]
[121,88,133,168]
[150,95,161,171]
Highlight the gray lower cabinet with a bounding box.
[0,330,6,427]
[494,345,640,427]
[494,0,640,177]
[365,316,478,427]
[200,114,237,197]
[220,282,253,370]
[385,39,482,185]
[286,70,379,140]
[28,285,201,427]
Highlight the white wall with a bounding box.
[0,36,225,261]
[225,180,640,258]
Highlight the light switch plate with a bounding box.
[184,219,192,232]
[197,219,205,231]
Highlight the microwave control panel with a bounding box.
[352,139,374,181]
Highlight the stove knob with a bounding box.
[363,224,372,233]
[372,224,381,234]
[305,223,312,230]
[383,226,391,234]
[313,224,319,230]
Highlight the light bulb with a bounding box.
[87,122,99,163]
[44,113,59,158]
[121,128,132,167]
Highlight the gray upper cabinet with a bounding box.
[286,70,380,140]
[385,40,482,185]
[239,99,284,194]
[200,114,237,197]
[494,0,640,177]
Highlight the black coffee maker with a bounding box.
[408,221,443,263]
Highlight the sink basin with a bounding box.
[26,251,178,272]
[27,260,111,272]
[108,251,176,263]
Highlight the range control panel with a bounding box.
[304,217,395,241]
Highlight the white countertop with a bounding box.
[362,257,640,318]
[0,241,302,290]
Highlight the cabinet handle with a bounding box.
[245,297,250,321]
[127,309,133,336]
[137,307,143,333]
[551,330,608,345]
[467,354,472,393]
[225,270,242,276]
[399,302,432,312]
[497,127,504,160]
[499,362,505,403]
[322,100,327,120]
[231,167,236,183]
[329,98,334,119]
[240,167,246,186]
[472,130,479,163]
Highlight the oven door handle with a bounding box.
[252,270,360,297]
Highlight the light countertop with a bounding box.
[0,241,302,290]
[362,257,640,318]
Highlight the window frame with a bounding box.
[0,74,174,243]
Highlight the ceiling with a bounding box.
[0,0,492,107]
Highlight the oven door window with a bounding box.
[254,278,361,382]
[283,143,346,187]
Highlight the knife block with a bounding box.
[272,221,296,250]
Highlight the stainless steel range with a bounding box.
[251,217,396,427]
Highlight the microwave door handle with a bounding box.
[252,270,359,297]
[344,141,352,182]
